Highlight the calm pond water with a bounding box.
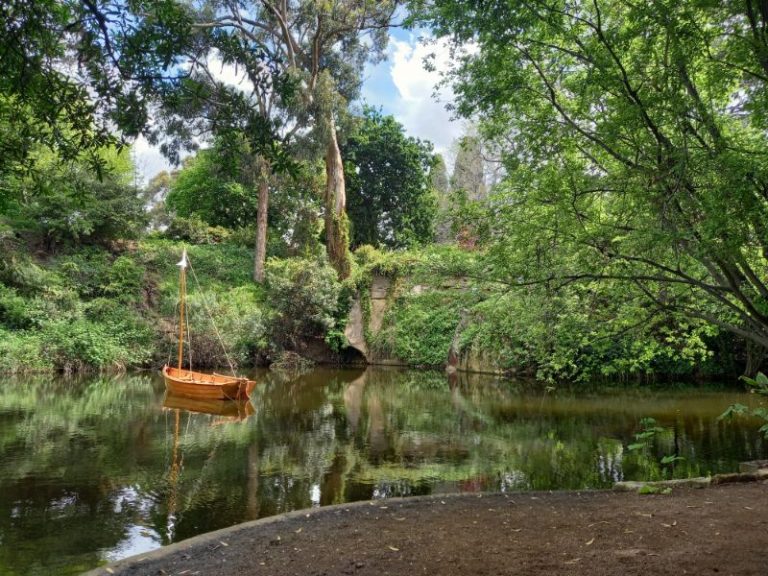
[0,367,766,575]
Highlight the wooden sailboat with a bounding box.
[162,249,257,401]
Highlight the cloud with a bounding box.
[132,135,175,183]
[387,35,468,162]
[205,49,254,92]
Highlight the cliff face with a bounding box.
[343,273,506,374]
[344,274,403,365]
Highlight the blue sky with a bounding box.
[133,30,464,181]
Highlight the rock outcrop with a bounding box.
[343,273,506,374]
[343,274,402,365]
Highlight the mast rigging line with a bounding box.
[185,253,238,376]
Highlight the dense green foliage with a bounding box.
[348,245,737,380]
[163,145,324,256]
[265,257,345,351]
[167,150,257,230]
[0,246,154,373]
[0,0,193,174]
[376,290,473,366]
[0,237,273,373]
[0,223,743,381]
[2,0,767,384]
[2,146,145,248]
[343,108,438,249]
[409,0,768,371]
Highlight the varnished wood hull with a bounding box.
[162,365,256,400]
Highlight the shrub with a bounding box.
[0,285,33,329]
[39,316,152,373]
[55,248,112,298]
[163,215,230,245]
[40,319,123,372]
[0,328,50,373]
[102,255,145,303]
[373,290,475,366]
[0,252,62,294]
[265,256,343,350]
[173,285,269,368]
[224,285,270,363]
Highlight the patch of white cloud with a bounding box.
[386,34,469,163]
[205,49,254,92]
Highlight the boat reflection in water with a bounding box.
[162,391,255,421]
[160,391,254,544]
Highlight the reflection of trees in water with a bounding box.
[1,369,767,574]
[0,372,265,573]
[253,368,767,507]
[0,374,161,575]
[312,369,766,497]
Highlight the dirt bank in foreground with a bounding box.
[87,482,767,576]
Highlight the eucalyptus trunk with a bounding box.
[324,122,351,279]
[253,158,270,283]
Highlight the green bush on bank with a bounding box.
[265,256,344,351]
[351,245,484,366]
[0,328,49,373]
[374,290,476,366]
[0,297,154,374]
[0,242,158,373]
[40,318,145,372]
[351,243,481,285]
[173,284,269,368]
[458,286,724,382]
[0,284,35,329]
[347,244,731,381]
[161,215,231,245]
[0,235,278,373]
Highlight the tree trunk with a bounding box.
[744,340,766,377]
[253,159,270,283]
[324,122,351,279]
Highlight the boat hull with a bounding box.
[162,366,256,400]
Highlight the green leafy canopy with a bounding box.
[411,0,768,353]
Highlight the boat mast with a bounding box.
[177,249,188,369]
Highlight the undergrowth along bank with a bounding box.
[0,237,745,381]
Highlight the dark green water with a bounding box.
[0,368,765,575]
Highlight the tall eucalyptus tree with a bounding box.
[192,0,400,278]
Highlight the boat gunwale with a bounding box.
[162,365,256,400]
